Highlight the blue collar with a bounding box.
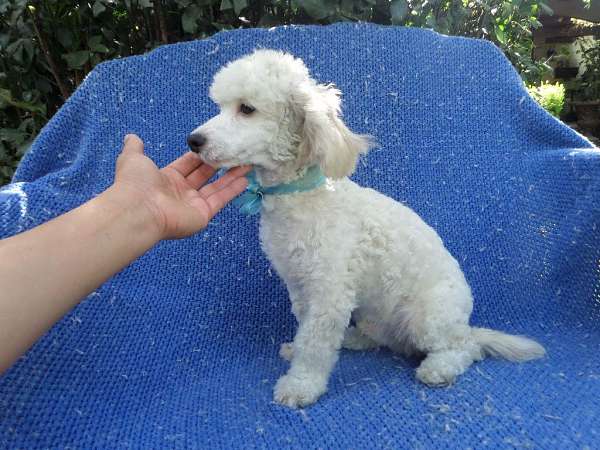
[234,166,327,215]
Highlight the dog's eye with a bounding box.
[240,103,255,115]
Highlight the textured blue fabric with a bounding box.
[1,23,599,449]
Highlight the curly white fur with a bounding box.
[190,49,545,408]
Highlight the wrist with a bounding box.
[100,184,164,245]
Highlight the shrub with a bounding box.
[527,82,565,118]
[0,0,551,186]
[574,38,600,102]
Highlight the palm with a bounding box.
[115,135,249,239]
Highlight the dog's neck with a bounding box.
[255,165,314,187]
[233,164,328,216]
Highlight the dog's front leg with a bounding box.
[274,290,353,408]
[279,285,307,362]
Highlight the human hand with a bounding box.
[113,134,250,240]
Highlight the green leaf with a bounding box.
[425,13,436,29]
[0,89,9,109]
[0,128,28,145]
[297,0,336,19]
[212,22,234,30]
[88,35,110,53]
[21,39,35,64]
[0,88,46,115]
[101,27,115,41]
[0,33,10,50]
[91,43,110,53]
[220,0,233,10]
[6,39,24,63]
[16,139,32,157]
[89,35,103,47]
[232,0,247,14]
[9,6,24,27]
[341,0,356,15]
[182,5,201,34]
[63,50,90,69]
[258,13,281,27]
[56,28,73,49]
[390,0,409,24]
[495,26,506,45]
[539,2,553,15]
[35,77,52,95]
[92,0,106,16]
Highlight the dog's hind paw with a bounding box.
[342,326,379,351]
[279,342,294,361]
[415,349,474,387]
[274,374,326,408]
[416,365,454,387]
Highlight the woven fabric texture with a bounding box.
[1,23,599,449]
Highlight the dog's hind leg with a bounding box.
[404,280,481,386]
[342,326,379,351]
[415,348,480,386]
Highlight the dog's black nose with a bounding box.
[187,133,206,153]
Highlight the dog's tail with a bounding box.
[472,327,546,362]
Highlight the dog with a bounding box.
[187,49,545,408]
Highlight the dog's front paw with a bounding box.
[279,342,294,361]
[273,374,326,408]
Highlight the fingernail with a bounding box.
[123,134,134,144]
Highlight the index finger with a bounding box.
[206,176,249,215]
[165,151,203,176]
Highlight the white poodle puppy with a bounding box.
[187,49,545,408]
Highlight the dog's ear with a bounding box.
[296,83,373,179]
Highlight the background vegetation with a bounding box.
[0,0,551,185]
[527,81,565,117]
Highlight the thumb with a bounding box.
[120,134,145,156]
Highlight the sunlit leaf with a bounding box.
[495,26,506,44]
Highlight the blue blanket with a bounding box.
[1,23,599,449]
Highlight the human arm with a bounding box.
[0,134,249,373]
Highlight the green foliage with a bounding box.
[573,38,600,102]
[0,0,551,185]
[527,81,565,117]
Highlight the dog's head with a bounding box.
[188,49,372,179]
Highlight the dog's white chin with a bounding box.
[199,156,234,169]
